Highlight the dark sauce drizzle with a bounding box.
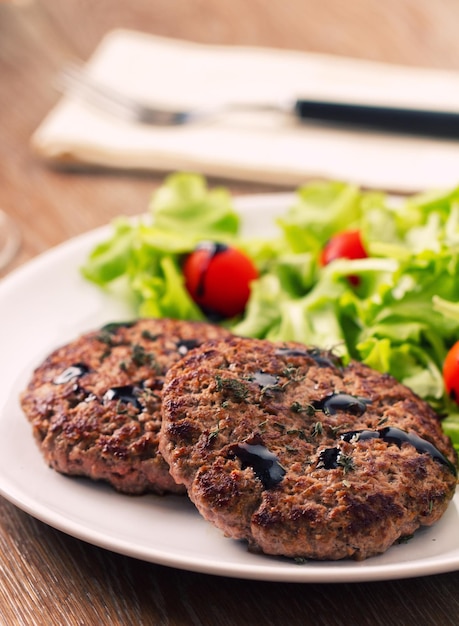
[318,447,341,470]
[228,435,286,489]
[250,371,279,388]
[318,427,457,476]
[340,427,457,476]
[275,347,339,369]
[53,363,90,385]
[63,384,95,407]
[312,392,371,417]
[103,385,144,411]
[176,338,199,356]
[275,347,310,358]
[195,242,228,297]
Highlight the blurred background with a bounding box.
[3,0,459,274]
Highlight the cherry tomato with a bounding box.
[320,230,367,266]
[443,341,459,401]
[183,242,258,318]
[320,229,367,285]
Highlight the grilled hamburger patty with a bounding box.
[20,318,232,494]
[160,336,457,560]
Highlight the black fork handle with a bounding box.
[294,99,459,138]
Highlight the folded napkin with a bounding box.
[32,29,459,192]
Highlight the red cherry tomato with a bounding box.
[320,230,367,266]
[320,230,367,285]
[443,341,459,401]
[183,242,258,318]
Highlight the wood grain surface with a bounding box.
[2,1,459,624]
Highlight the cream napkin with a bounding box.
[32,29,459,192]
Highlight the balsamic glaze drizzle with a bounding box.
[250,372,279,388]
[228,437,286,489]
[103,385,144,411]
[318,447,341,470]
[275,347,339,368]
[53,363,90,385]
[176,338,199,356]
[275,347,311,358]
[340,427,457,476]
[312,392,371,417]
[195,242,228,297]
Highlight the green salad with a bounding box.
[82,172,459,450]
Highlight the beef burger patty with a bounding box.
[160,336,457,560]
[20,318,232,494]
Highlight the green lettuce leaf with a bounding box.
[149,172,239,238]
[81,172,242,317]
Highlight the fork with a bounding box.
[56,64,296,126]
[57,63,459,137]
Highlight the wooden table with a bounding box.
[2,1,459,623]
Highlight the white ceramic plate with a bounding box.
[0,193,458,583]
